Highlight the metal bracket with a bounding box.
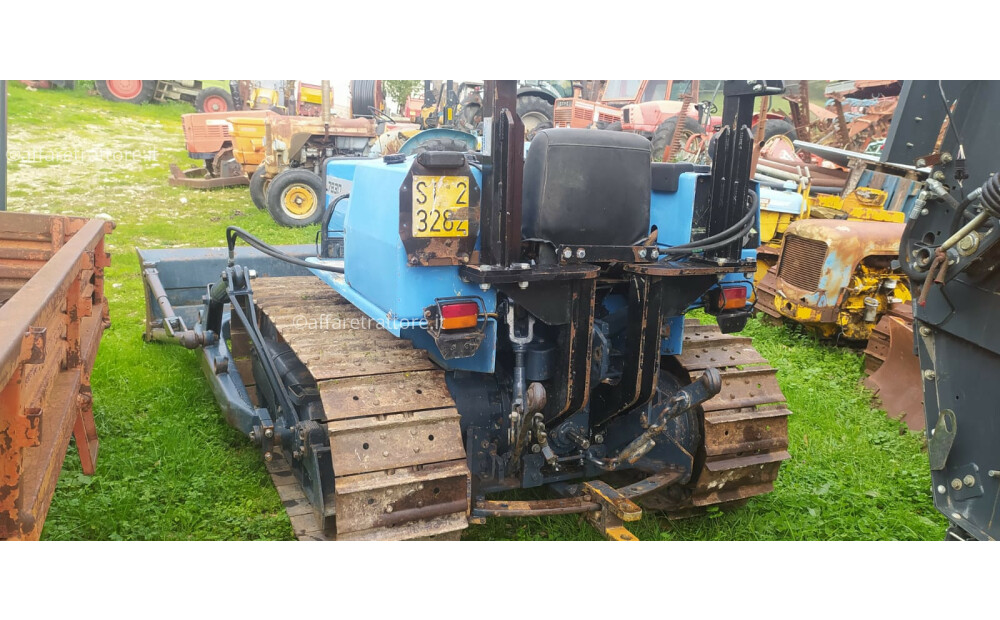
[583,480,642,541]
[929,408,957,471]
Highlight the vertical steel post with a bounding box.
[479,80,524,267]
[1,80,6,212]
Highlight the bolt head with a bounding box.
[639,249,647,259]
[594,434,604,444]
[937,485,947,494]
[518,281,529,289]
[951,478,963,490]
[264,428,274,439]
[919,327,931,336]
[923,370,936,381]
[531,444,541,453]
[479,282,491,291]
[650,249,659,259]
[576,248,586,259]
[264,452,273,462]
[562,247,573,259]
[964,475,976,487]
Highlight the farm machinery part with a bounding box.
[168,110,272,189]
[138,80,791,541]
[1,212,113,540]
[95,80,234,113]
[885,80,1000,540]
[755,100,941,428]
[554,80,796,164]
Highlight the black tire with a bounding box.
[756,118,798,144]
[516,95,554,136]
[708,118,799,161]
[195,87,235,113]
[249,165,270,211]
[410,137,473,154]
[603,121,623,132]
[266,169,325,227]
[651,116,706,162]
[455,98,482,132]
[95,80,157,104]
[527,121,553,141]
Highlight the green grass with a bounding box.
[5,81,946,540]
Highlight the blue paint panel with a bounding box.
[650,172,697,246]
[315,156,497,373]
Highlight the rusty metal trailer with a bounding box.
[0,212,113,540]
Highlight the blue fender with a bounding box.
[398,128,478,155]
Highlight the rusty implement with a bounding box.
[167,163,249,190]
[0,212,113,540]
[863,308,924,430]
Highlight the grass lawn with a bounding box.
[4,81,946,540]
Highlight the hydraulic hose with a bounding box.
[658,190,758,254]
[226,226,345,274]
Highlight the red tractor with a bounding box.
[554,80,797,162]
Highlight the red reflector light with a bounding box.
[719,286,747,310]
[440,301,479,330]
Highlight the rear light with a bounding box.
[718,286,748,311]
[439,301,479,330]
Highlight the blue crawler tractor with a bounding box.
[139,80,791,540]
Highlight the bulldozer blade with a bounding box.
[863,313,924,431]
[167,163,249,189]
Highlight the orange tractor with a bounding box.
[554,80,797,162]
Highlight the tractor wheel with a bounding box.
[195,87,235,113]
[266,169,325,227]
[651,117,706,162]
[516,95,554,138]
[249,165,270,211]
[527,121,553,141]
[95,80,156,104]
[756,118,798,144]
[455,99,482,133]
[603,121,623,132]
[708,118,799,161]
[410,138,473,154]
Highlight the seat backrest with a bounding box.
[522,129,652,247]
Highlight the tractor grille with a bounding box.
[776,234,829,291]
[553,106,573,127]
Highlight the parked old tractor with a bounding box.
[95,80,234,113]
[554,80,797,162]
[138,80,791,541]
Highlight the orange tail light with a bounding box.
[440,301,479,330]
[719,286,748,310]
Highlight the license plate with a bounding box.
[412,175,470,237]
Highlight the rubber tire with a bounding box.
[603,121,623,132]
[410,138,473,154]
[195,87,235,113]
[249,165,270,211]
[266,169,325,227]
[527,120,553,141]
[651,117,706,161]
[455,99,482,132]
[516,95,554,134]
[95,80,156,104]
[756,118,798,144]
[708,118,800,161]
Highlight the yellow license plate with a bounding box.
[412,175,470,237]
